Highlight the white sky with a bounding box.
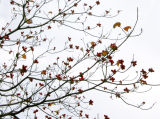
[0,0,160,119]
[91,0,160,118]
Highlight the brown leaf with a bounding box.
[96,1,100,5]
[26,19,32,24]
[48,102,56,106]
[102,50,108,56]
[22,54,26,59]
[26,35,34,39]
[123,26,131,31]
[90,41,95,46]
[29,0,34,2]
[41,70,46,75]
[113,22,121,28]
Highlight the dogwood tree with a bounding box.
[0,0,155,119]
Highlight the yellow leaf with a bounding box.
[22,54,26,59]
[123,26,131,32]
[113,22,121,28]
[54,110,59,114]
[102,50,108,56]
[90,41,95,46]
[117,62,120,66]
[9,99,15,104]
[80,48,83,52]
[26,35,34,39]
[48,102,56,106]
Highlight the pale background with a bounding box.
[0,0,160,119]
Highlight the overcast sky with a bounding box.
[0,0,160,119]
[92,0,160,118]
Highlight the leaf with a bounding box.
[29,0,34,2]
[123,26,131,31]
[105,10,110,14]
[124,87,130,93]
[89,100,93,105]
[48,11,52,14]
[97,23,101,27]
[41,70,46,75]
[29,78,33,82]
[110,77,115,82]
[80,47,83,52]
[9,99,15,104]
[104,115,110,119]
[26,19,32,24]
[54,110,59,114]
[102,50,108,56]
[48,102,56,106]
[117,62,120,66]
[34,59,39,63]
[148,68,154,72]
[140,80,147,84]
[90,41,96,48]
[131,61,137,66]
[96,1,100,5]
[113,22,121,28]
[22,54,26,59]
[26,35,34,39]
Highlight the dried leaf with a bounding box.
[41,70,46,75]
[29,0,34,2]
[48,102,56,106]
[26,19,32,24]
[90,41,95,46]
[22,54,26,59]
[123,26,131,31]
[26,35,34,39]
[113,22,121,28]
[102,50,108,56]
[48,11,52,14]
